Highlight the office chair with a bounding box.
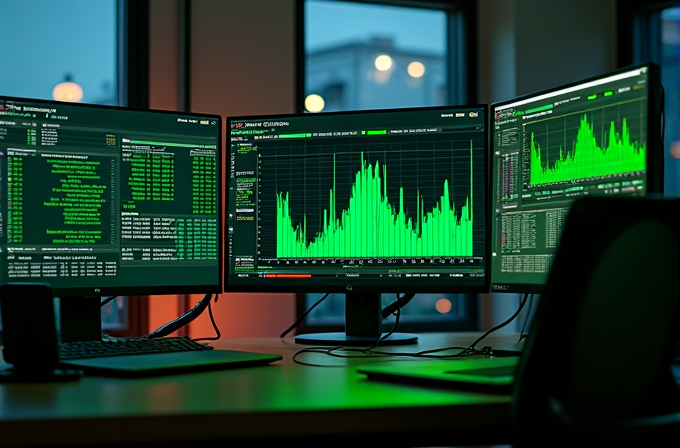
[511,196,680,447]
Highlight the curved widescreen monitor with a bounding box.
[0,96,223,298]
[226,105,488,344]
[489,63,663,294]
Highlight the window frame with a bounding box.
[118,0,150,109]
[617,0,679,66]
[294,0,481,334]
[108,0,151,337]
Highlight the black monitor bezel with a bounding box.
[488,62,663,294]
[0,95,224,297]
[224,104,491,294]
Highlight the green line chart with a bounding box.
[527,108,646,186]
[274,144,475,258]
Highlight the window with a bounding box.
[618,0,680,196]
[0,0,149,337]
[0,0,118,105]
[303,0,475,112]
[298,0,479,333]
[304,0,448,112]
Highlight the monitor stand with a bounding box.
[59,296,103,343]
[294,292,418,346]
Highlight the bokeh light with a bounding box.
[435,298,452,314]
[374,54,393,71]
[305,94,325,112]
[407,61,426,78]
[53,81,83,102]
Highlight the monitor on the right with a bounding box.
[490,63,664,294]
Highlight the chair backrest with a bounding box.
[511,196,680,445]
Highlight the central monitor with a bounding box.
[226,105,489,345]
[489,63,663,294]
[0,96,222,341]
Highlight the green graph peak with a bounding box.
[530,113,646,185]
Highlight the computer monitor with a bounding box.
[226,105,489,345]
[489,63,663,294]
[0,96,222,342]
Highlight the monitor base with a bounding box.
[295,332,418,346]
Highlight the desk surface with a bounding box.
[0,332,522,447]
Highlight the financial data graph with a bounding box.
[258,135,484,259]
[525,101,647,186]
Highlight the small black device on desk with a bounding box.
[0,283,82,382]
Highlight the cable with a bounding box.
[291,293,404,365]
[145,293,214,339]
[193,296,221,342]
[381,292,415,319]
[469,292,530,350]
[519,293,534,342]
[280,292,330,338]
[376,294,402,343]
[100,296,118,307]
[366,293,404,348]
[291,293,486,366]
[291,340,480,367]
[291,293,531,367]
[283,291,415,339]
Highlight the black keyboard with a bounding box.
[59,336,209,360]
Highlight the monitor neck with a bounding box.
[294,292,418,346]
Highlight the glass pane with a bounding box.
[662,7,680,194]
[101,296,128,332]
[0,0,124,334]
[0,0,118,105]
[305,0,447,112]
[304,293,471,329]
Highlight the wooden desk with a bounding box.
[0,332,522,447]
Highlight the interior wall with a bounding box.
[476,0,618,332]
[189,0,297,118]
[149,0,179,111]
[514,0,618,96]
[477,0,517,105]
[477,0,618,103]
[187,0,298,338]
[146,0,183,336]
